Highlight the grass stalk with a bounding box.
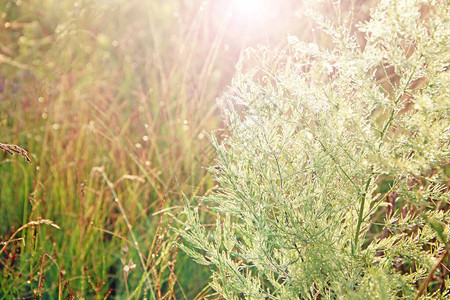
[93,167,157,300]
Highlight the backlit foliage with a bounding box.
[178,0,449,298]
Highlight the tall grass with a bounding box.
[0,0,315,298]
[0,0,225,298]
[0,0,388,298]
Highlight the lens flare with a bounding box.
[233,0,271,21]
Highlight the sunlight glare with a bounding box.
[233,0,270,21]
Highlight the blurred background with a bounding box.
[0,0,372,298]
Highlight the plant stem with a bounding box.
[415,248,448,300]
[98,168,157,300]
[353,170,373,255]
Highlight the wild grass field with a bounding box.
[1,0,449,299]
[0,0,310,298]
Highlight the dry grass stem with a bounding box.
[0,143,32,163]
[0,219,60,257]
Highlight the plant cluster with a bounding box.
[1,0,312,296]
[0,0,229,297]
[178,0,449,298]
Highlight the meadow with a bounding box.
[1,0,449,299]
[0,0,306,298]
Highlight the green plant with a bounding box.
[177,0,449,298]
[1,0,227,297]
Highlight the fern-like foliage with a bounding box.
[177,0,449,298]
